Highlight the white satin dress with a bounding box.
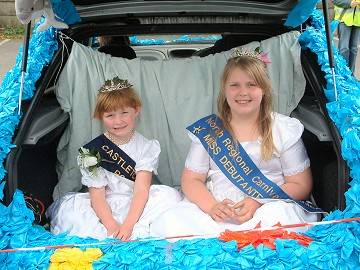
[47,131,182,240]
[150,113,319,239]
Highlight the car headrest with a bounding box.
[98,44,137,59]
[194,35,266,57]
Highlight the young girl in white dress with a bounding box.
[47,77,181,240]
[150,49,320,238]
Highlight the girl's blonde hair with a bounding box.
[217,56,275,160]
[93,87,141,119]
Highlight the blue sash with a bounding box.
[187,114,323,213]
[83,134,136,181]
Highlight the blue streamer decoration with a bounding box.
[50,0,81,25]
[284,0,319,27]
[298,8,360,268]
[1,6,360,269]
[0,22,58,181]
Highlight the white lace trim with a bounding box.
[81,178,107,188]
[283,159,310,176]
[185,166,208,175]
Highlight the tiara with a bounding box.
[99,77,133,93]
[231,47,271,65]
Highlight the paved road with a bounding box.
[0,39,22,85]
[0,38,359,86]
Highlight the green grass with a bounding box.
[0,25,25,40]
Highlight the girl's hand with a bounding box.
[115,222,134,241]
[232,198,262,224]
[105,220,122,237]
[351,0,360,8]
[208,199,235,222]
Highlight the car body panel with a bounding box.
[74,0,297,20]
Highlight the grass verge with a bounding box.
[0,25,25,40]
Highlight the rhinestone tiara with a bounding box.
[231,47,271,65]
[99,77,133,93]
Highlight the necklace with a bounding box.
[106,130,134,146]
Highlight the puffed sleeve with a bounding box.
[184,131,210,174]
[77,154,108,188]
[280,139,310,176]
[135,139,161,174]
[273,114,310,176]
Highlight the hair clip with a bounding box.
[99,77,133,93]
[231,47,271,65]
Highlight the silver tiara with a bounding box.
[99,77,133,93]
[231,47,271,64]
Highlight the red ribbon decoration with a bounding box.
[219,229,313,250]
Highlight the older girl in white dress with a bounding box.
[47,77,181,240]
[150,49,320,238]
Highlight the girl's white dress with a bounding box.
[47,131,182,240]
[150,113,319,238]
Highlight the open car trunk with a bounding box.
[4,4,348,224]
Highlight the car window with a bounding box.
[130,34,221,46]
[91,34,220,48]
[91,34,221,60]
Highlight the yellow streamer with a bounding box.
[49,247,103,270]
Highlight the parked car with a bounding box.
[3,0,360,268]
[4,0,349,234]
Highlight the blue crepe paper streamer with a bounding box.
[284,0,319,28]
[0,0,80,183]
[0,22,58,181]
[298,8,360,269]
[50,0,81,25]
[1,5,360,270]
